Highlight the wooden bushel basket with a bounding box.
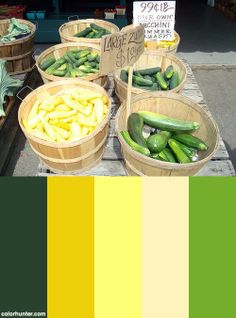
[18,79,111,174]
[115,92,220,176]
[59,19,119,48]
[145,31,180,54]
[36,42,108,87]
[114,52,187,102]
[0,19,36,75]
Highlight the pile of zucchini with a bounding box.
[74,23,111,39]
[121,111,208,164]
[40,49,100,78]
[120,65,180,91]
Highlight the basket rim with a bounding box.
[59,18,119,42]
[115,91,220,171]
[18,78,111,148]
[36,42,104,82]
[0,18,36,46]
[114,51,187,94]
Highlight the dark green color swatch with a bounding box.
[0,178,47,314]
[190,177,236,318]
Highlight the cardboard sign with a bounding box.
[133,1,176,41]
[100,25,144,75]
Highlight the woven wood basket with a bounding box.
[18,79,111,173]
[36,42,107,87]
[114,51,187,102]
[0,19,36,75]
[59,19,119,48]
[115,92,220,176]
[145,31,180,54]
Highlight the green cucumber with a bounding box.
[120,70,128,83]
[169,71,180,89]
[155,72,168,90]
[87,52,98,62]
[171,139,197,161]
[93,29,106,38]
[164,65,174,79]
[168,139,191,163]
[133,83,159,91]
[121,131,150,156]
[40,57,56,71]
[86,31,96,38]
[75,57,88,67]
[66,51,77,64]
[57,63,68,71]
[136,67,162,76]
[147,131,171,153]
[74,27,92,38]
[84,61,97,68]
[128,113,147,148]
[173,134,208,150]
[78,65,93,73]
[76,50,91,59]
[90,23,107,32]
[151,153,165,161]
[45,58,66,75]
[53,69,66,77]
[133,75,153,87]
[143,75,154,82]
[158,148,177,163]
[138,111,200,132]
[96,55,100,63]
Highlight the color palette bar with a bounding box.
[0,177,235,318]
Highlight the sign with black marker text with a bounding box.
[100,25,144,75]
[133,1,176,41]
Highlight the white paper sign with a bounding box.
[133,1,176,41]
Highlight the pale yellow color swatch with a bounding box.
[94,177,142,318]
[142,177,189,318]
[47,177,94,318]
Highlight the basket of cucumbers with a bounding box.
[114,51,187,102]
[36,42,107,87]
[59,19,119,47]
[115,92,219,176]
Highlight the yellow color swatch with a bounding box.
[142,177,189,318]
[94,177,142,318]
[47,177,94,318]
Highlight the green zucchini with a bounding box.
[40,57,56,71]
[169,71,180,89]
[143,75,154,82]
[155,72,168,90]
[136,67,162,76]
[121,131,150,156]
[120,70,128,83]
[57,63,68,71]
[171,139,197,161]
[75,57,88,67]
[138,111,200,132]
[173,134,208,150]
[84,61,97,68]
[164,65,174,79]
[133,75,153,87]
[151,153,165,161]
[128,113,147,148]
[147,131,171,153]
[158,148,177,163]
[168,139,191,163]
[96,55,100,63]
[74,27,92,38]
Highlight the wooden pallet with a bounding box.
[37,65,236,177]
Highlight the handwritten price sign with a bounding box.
[133,1,176,41]
[99,25,144,75]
